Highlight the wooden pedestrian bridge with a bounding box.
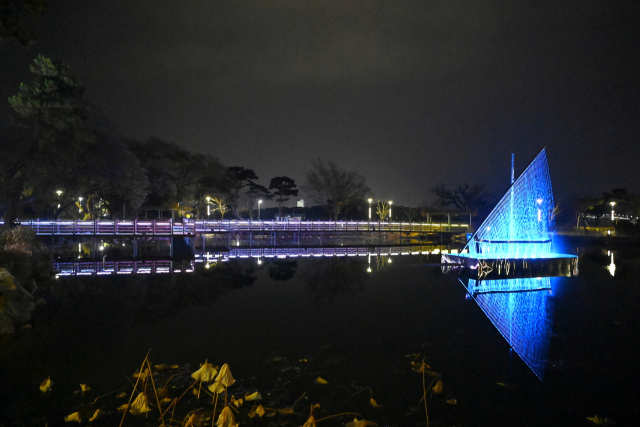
[3,219,469,236]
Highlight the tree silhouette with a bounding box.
[269,176,298,218]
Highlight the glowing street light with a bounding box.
[388,201,393,221]
[258,199,263,220]
[78,196,83,213]
[206,196,211,217]
[368,198,372,221]
[56,189,63,209]
[610,201,616,221]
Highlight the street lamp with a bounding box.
[56,190,63,209]
[610,201,616,221]
[206,196,211,217]
[368,198,372,221]
[388,201,393,221]
[78,196,83,214]
[258,199,263,220]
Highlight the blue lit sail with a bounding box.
[466,277,553,380]
[466,148,554,258]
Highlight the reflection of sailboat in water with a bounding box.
[463,277,554,380]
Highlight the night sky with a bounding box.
[2,0,639,207]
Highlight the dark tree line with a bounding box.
[0,55,300,225]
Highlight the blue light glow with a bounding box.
[465,277,553,380]
[465,149,554,258]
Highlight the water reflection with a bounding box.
[305,258,368,305]
[607,251,616,277]
[462,277,554,380]
[268,260,298,281]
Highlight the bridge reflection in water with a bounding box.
[462,277,554,380]
[53,244,453,276]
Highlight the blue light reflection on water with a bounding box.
[463,277,555,380]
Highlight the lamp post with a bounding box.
[206,196,211,217]
[78,197,83,214]
[56,190,63,210]
[388,201,393,222]
[610,201,616,222]
[368,198,372,221]
[258,199,263,220]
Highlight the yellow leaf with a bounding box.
[256,404,266,417]
[192,360,218,383]
[160,397,173,404]
[313,403,321,409]
[40,377,53,392]
[133,367,150,381]
[130,392,151,415]
[116,392,127,398]
[432,380,443,394]
[496,382,506,386]
[302,415,317,427]
[231,396,243,407]
[215,363,235,387]
[299,359,308,362]
[315,377,328,384]
[80,384,90,393]
[117,404,129,411]
[587,416,605,425]
[446,398,457,405]
[155,364,180,371]
[245,391,262,401]
[208,380,225,394]
[370,398,382,408]
[410,361,431,373]
[216,406,238,427]
[185,412,203,427]
[89,409,104,422]
[64,412,82,423]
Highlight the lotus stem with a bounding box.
[119,349,152,427]
[145,359,166,427]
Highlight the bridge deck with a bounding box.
[5,219,469,236]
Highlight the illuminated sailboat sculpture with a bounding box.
[442,148,577,278]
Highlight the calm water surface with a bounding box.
[1,244,639,426]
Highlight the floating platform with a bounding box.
[441,252,578,279]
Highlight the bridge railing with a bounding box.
[3,219,469,235]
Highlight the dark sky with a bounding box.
[2,0,639,206]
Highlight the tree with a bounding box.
[432,184,490,213]
[269,176,298,218]
[128,137,225,218]
[302,158,371,220]
[210,196,228,219]
[2,55,95,225]
[376,201,390,221]
[244,181,272,220]
[398,206,420,222]
[0,0,47,46]
[225,167,258,219]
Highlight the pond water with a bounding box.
[1,242,639,426]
